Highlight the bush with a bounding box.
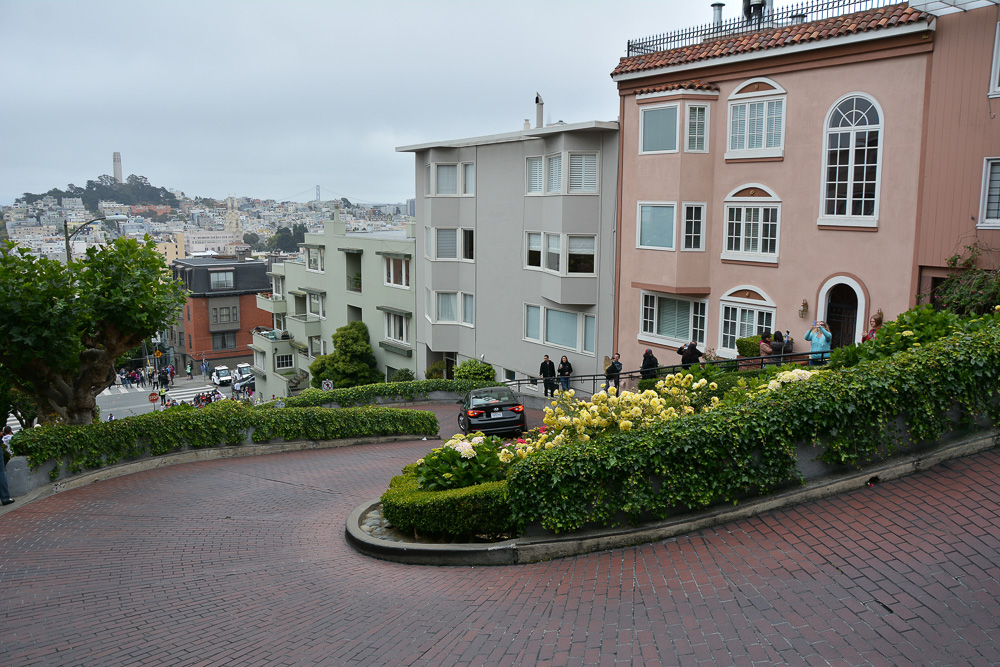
[453,359,496,382]
[380,469,516,539]
[280,378,502,408]
[388,368,415,383]
[425,360,448,380]
[10,401,438,481]
[930,245,1000,316]
[414,433,515,490]
[735,335,762,357]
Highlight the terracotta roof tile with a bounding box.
[635,81,720,95]
[612,3,932,77]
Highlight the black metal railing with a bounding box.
[627,0,902,56]
[505,350,831,397]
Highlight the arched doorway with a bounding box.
[825,284,859,349]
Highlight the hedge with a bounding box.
[380,467,515,539]
[505,318,1000,534]
[11,400,439,481]
[279,379,503,408]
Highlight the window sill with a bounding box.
[636,245,676,252]
[638,333,687,348]
[816,216,878,229]
[379,340,413,357]
[679,247,706,253]
[720,252,778,265]
[724,148,783,161]
[976,222,1000,230]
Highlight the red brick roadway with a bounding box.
[1,403,999,665]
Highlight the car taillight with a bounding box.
[467,410,485,417]
[508,405,524,413]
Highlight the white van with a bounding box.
[211,366,232,386]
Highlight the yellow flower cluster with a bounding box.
[510,372,717,458]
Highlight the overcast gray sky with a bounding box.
[1,1,720,206]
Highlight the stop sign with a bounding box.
[148,392,160,403]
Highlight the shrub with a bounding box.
[929,244,1000,316]
[414,433,516,491]
[453,359,496,382]
[388,368,415,383]
[380,470,515,539]
[280,378,502,408]
[425,360,448,380]
[735,335,762,357]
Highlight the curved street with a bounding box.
[1,405,999,666]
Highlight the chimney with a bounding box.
[523,119,531,131]
[712,2,724,26]
[535,93,544,129]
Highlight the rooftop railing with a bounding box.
[626,0,903,56]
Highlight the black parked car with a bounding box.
[457,386,526,436]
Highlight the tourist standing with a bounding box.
[538,355,557,398]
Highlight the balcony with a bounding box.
[346,273,362,293]
[286,313,323,339]
[256,293,288,314]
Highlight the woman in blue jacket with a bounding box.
[804,321,832,366]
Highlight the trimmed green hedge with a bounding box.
[505,319,1000,534]
[736,334,763,357]
[380,468,515,539]
[280,379,503,408]
[11,400,438,481]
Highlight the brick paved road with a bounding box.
[1,405,999,665]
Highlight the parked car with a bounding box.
[233,363,253,383]
[456,386,526,436]
[211,365,232,386]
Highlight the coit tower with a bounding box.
[113,152,122,183]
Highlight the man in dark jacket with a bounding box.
[539,354,557,397]
[605,353,622,392]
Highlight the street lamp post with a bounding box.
[64,214,129,261]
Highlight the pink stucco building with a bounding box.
[610,0,1000,362]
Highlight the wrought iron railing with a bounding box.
[627,0,903,56]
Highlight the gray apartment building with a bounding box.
[398,112,619,391]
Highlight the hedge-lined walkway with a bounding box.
[1,404,999,665]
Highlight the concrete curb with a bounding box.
[345,429,1000,566]
[0,433,438,517]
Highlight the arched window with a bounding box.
[821,95,882,226]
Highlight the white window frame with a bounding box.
[306,247,325,272]
[721,186,780,264]
[272,276,284,297]
[522,303,595,355]
[526,156,543,194]
[725,78,786,160]
[980,157,1000,229]
[685,103,710,153]
[434,228,458,260]
[639,103,680,154]
[566,235,596,275]
[307,292,326,318]
[681,203,706,251]
[435,291,459,323]
[990,23,1000,98]
[461,292,474,326]
[308,335,326,358]
[424,226,432,259]
[384,312,410,345]
[274,314,285,330]
[636,202,676,251]
[424,164,431,196]
[253,350,266,370]
[384,256,411,288]
[638,292,708,346]
[210,271,234,290]
[461,229,475,262]
[568,153,598,193]
[818,93,883,228]
[461,162,475,196]
[435,163,458,196]
[275,353,294,370]
[717,287,776,357]
[545,153,562,193]
[524,304,541,342]
[525,231,542,269]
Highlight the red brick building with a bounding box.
[166,253,272,375]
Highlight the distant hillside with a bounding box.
[20,174,179,214]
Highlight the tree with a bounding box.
[308,321,381,389]
[243,232,264,251]
[0,238,187,425]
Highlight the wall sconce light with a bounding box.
[798,299,809,318]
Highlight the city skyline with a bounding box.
[0,0,710,207]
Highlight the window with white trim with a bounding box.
[436,292,458,322]
[424,165,430,196]
[462,162,475,195]
[991,23,1000,97]
[567,236,595,274]
[568,153,598,192]
[274,314,285,330]
[308,335,326,358]
[306,247,325,272]
[275,353,293,370]
[254,350,265,369]
[637,203,675,250]
[545,234,560,271]
[682,204,705,251]
[981,158,1000,228]
[523,306,597,354]
[720,302,773,352]
[526,157,543,194]
[462,229,474,261]
[435,228,457,259]
[724,204,779,261]
[462,293,474,325]
[545,154,562,193]
[640,293,707,345]
[307,292,326,318]
[729,99,783,153]
[272,276,284,297]
[384,312,410,345]
[640,104,679,153]
[436,164,457,195]
[210,271,234,290]
[686,104,709,152]
[384,257,410,287]
[821,95,881,224]
[526,232,541,268]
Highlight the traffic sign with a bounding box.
[321,380,334,391]
[154,350,162,358]
[148,392,160,403]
